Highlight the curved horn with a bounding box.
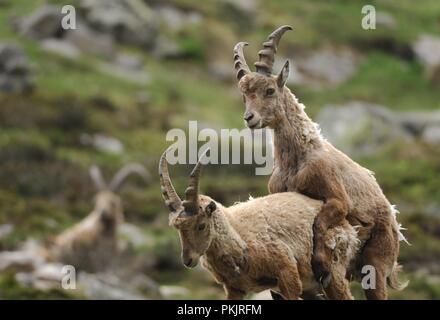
[109,163,151,192]
[89,165,107,191]
[182,148,210,216]
[233,42,250,80]
[159,148,182,213]
[254,25,292,75]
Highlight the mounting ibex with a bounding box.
[51,164,150,272]
[159,148,359,300]
[233,25,408,299]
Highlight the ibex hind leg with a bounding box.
[277,263,302,300]
[323,269,354,300]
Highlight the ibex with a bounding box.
[233,25,408,299]
[51,163,150,272]
[159,148,359,300]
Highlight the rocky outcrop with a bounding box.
[0,43,34,93]
[317,101,440,156]
[412,34,440,85]
[80,133,125,154]
[276,47,361,88]
[79,0,158,49]
[17,5,64,40]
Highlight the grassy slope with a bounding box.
[0,0,439,299]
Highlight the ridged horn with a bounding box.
[159,148,182,213]
[109,163,151,192]
[254,25,292,75]
[182,148,210,216]
[89,165,107,191]
[233,42,250,80]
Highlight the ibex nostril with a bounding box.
[185,258,193,267]
[244,112,254,121]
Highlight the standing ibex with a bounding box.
[159,148,359,300]
[233,25,408,299]
[51,164,150,272]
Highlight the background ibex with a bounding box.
[50,164,150,272]
[233,25,408,299]
[159,148,359,300]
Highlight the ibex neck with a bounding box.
[273,88,323,171]
[205,210,247,265]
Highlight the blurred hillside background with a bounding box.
[0,0,439,299]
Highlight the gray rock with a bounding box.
[159,285,190,299]
[376,12,397,29]
[114,53,143,71]
[422,125,440,145]
[0,240,47,272]
[298,48,360,87]
[16,263,66,290]
[0,43,34,93]
[41,39,81,59]
[318,102,440,153]
[119,223,154,249]
[79,0,158,49]
[64,23,116,58]
[78,273,147,300]
[0,224,14,239]
[412,34,440,83]
[18,5,64,40]
[80,133,124,154]
[317,102,412,156]
[155,5,202,32]
[208,60,236,82]
[97,61,150,84]
[398,110,440,136]
[152,35,185,59]
[221,0,257,16]
[277,47,361,88]
[396,109,440,145]
[0,251,38,272]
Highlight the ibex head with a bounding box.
[234,25,293,129]
[89,163,151,228]
[159,148,218,268]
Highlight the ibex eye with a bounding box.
[266,88,275,96]
[198,223,206,231]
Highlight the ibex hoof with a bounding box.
[270,290,284,300]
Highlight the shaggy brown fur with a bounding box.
[159,149,360,300]
[234,26,407,299]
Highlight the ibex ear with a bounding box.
[205,201,217,217]
[277,60,290,88]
